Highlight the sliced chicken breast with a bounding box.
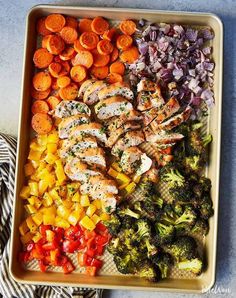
[98,83,134,101]
[111,130,145,157]
[78,79,96,99]
[55,100,91,118]
[137,79,157,92]
[107,110,142,133]
[95,96,133,120]
[69,122,107,144]
[137,89,165,111]
[58,114,90,139]
[120,147,143,174]
[144,127,184,144]
[76,148,106,170]
[83,81,107,105]
[101,194,117,213]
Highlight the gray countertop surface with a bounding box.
[0,0,235,297]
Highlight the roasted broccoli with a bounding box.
[191,218,209,236]
[167,236,198,261]
[162,168,185,187]
[198,194,214,219]
[137,261,159,282]
[202,134,212,147]
[151,252,173,279]
[185,155,203,172]
[176,258,203,275]
[174,206,197,228]
[107,237,124,256]
[104,214,121,236]
[113,254,135,274]
[117,205,140,219]
[120,216,135,229]
[145,238,158,258]
[135,219,152,241]
[154,222,176,245]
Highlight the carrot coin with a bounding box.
[97,40,113,55]
[116,34,133,50]
[46,96,61,110]
[65,16,78,29]
[79,32,99,50]
[31,100,49,114]
[42,35,52,49]
[45,14,66,33]
[74,39,87,52]
[90,65,109,80]
[57,76,71,88]
[58,61,71,77]
[47,34,65,55]
[119,20,136,35]
[107,72,123,84]
[91,17,109,35]
[120,46,139,63]
[70,65,87,83]
[33,48,53,69]
[71,50,93,68]
[60,26,78,44]
[37,17,51,36]
[110,47,119,62]
[31,87,50,100]
[78,18,92,33]
[110,61,125,75]
[92,49,110,67]
[59,83,78,100]
[51,78,59,90]
[59,47,76,61]
[102,28,116,41]
[31,113,53,134]
[48,62,62,78]
[33,72,52,91]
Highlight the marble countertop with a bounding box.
[1,0,235,297]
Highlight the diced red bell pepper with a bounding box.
[85,256,93,266]
[77,252,88,267]
[62,239,80,253]
[18,251,30,263]
[42,240,59,251]
[95,222,107,234]
[96,245,104,256]
[38,260,47,272]
[86,237,96,250]
[91,258,103,270]
[86,248,96,258]
[64,225,82,240]
[54,227,65,242]
[78,236,87,249]
[57,255,69,266]
[86,266,97,276]
[95,235,109,246]
[62,261,75,274]
[39,225,51,237]
[84,230,96,240]
[30,248,44,260]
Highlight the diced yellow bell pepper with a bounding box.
[34,197,42,209]
[44,153,58,165]
[125,182,137,194]
[24,162,35,176]
[37,168,50,180]
[133,174,141,183]
[49,188,61,201]
[47,131,59,144]
[112,162,122,172]
[108,167,118,178]
[55,216,70,229]
[46,230,55,242]
[92,199,102,209]
[74,203,84,214]
[62,199,73,209]
[26,216,38,233]
[91,214,101,225]
[43,213,55,225]
[29,181,39,196]
[19,220,29,236]
[80,194,90,207]
[38,179,48,196]
[68,211,81,226]
[41,205,56,215]
[28,149,41,161]
[45,173,56,188]
[72,192,80,202]
[55,160,66,185]
[32,232,42,243]
[32,213,43,226]
[30,173,40,182]
[80,215,95,231]
[57,205,70,219]
[37,134,47,146]
[27,196,36,205]
[30,141,46,152]
[86,204,96,217]
[20,232,34,245]
[56,185,67,198]
[20,186,31,199]
[47,143,57,154]
[67,182,80,198]
[116,173,131,185]
[46,164,53,172]
[100,213,111,221]
[43,192,53,207]
[25,204,37,214]
[118,182,130,190]
[31,160,40,169]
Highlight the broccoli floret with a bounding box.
[191,122,203,131]
[120,229,137,250]
[186,130,203,156]
[133,201,142,212]
[151,252,173,279]
[103,214,121,236]
[175,206,197,228]
[117,205,140,219]
[169,183,194,202]
[120,216,135,229]
[137,261,159,282]
[202,134,212,147]
[130,247,145,263]
[154,222,176,245]
[176,258,203,275]
[139,180,157,196]
[135,219,152,241]
[185,155,203,172]
[162,169,185,187]
[113,254,135,274]
[145,238,158,258]
[199,176,212,192]
[160,204,178,225]
[167,236,198,261]
[191,218,209,236]
[107,237,124,256]
[198,194,214,219]
[173,203,183,216]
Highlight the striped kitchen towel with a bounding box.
[0,133,103,298]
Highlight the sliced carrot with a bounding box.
[33,48,53,69]
[54,55,63,63]
[65,16,78,29]
[46,96,61,110]
[57,76,71,88]
[58,61,71,77]
[79,32,99,50]
[110,47,119,62]
[91,17,109,35]
[59,83,78,100]
[31,87,51,100]
[48,62,62,78]
[46,35,65,55]
[31,100,49,114]
[59,47,76,61]
[116,34,133,50]
[97,40,113,55]
[33,72,52,91]
[120,46,139,63]
[92,49,110,67]
[102,28,116,41]
[110,61,125,75]
[74,39,87,52]
[37,17,51,36]
[60,26,78,44]
[70,65,87,83]
[42,35,52,49]
[31,113,53,135]
[119,20,136,35]
[51,78,59,90]
[45,14,66,33]
[90,65,109,80]
[107,72,123,84]
[71,50,93,68]
[78,18,92,33]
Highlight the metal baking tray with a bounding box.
[9,4,223,293]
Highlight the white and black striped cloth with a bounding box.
[0,133,103,298]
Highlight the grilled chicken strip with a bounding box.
[55,100,91,118]
[72,147,106,170]
[144,127,184,144]
[78,79,96,99]
[107,110,142,133]
[95,96,133,120]
[83,81,107,105]
[98,83,134,101]
[58,114,90,139]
